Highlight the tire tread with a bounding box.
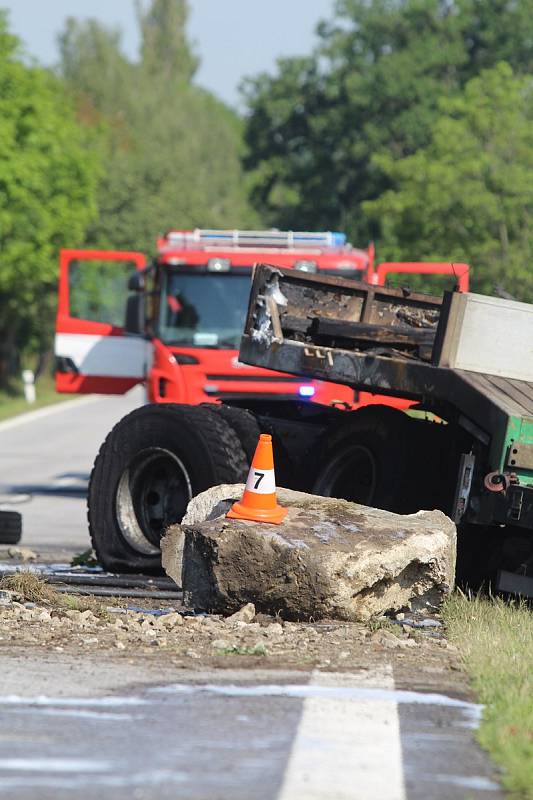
[0,510,22,544]
[87,403,247,572]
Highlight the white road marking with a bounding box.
[49,476,87,490]
[163,682,480,714]
[156,670,411,800]
[433,774,501,791]
[0,395,100,434]
[0,769,186,791]
[277,667,405,800]
[0,758,111,772]
[0,672,498,797]
[0,695,146,706]
[5,708,136,721]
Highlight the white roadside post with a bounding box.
[22,370,36,404]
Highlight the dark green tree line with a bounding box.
[365,63,533,298]
[0,12,98,386]
[0,1,257,387]
[243,0,533,296]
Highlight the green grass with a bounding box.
[443,593,533,799]
[0,572,111,618]
[0,374,73,422]
[218,643,268,656]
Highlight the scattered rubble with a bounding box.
[164,484,456,621]
[227,602,256,624]
[0,590,15,606]
[7,546,37,562]
[0,577,460,672]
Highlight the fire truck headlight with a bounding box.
[207,258,231,272]
[295,260,317,273]
[298,385,316,398]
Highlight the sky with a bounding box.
[2,0,335,109]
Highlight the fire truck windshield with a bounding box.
[158,270,252,349]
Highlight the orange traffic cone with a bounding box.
[227,433,288,524]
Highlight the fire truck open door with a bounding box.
[55,249,151,395]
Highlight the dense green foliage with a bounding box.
[243,0,533,295]
[365,63,533,298]
[0,1,256,387]
[59,0,256,254]
[0,13,98,384]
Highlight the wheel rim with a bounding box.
[314,443,377,505]
[115,448,192,555]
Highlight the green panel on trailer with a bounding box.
[502,416,533,485]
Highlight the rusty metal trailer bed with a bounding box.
[238,265,533,545]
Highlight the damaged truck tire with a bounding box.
[202,404,261,464]
[88,404,248,573]
[312,405,412,513]
[0,510,22,545]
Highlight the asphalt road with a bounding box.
[0,394,504,799]
[0,389,143,556]
[0,658,503,800]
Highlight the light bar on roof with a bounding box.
[165,229,347,249]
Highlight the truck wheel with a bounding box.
[88,404,248,573]
[203,404,261,464]
[0,510,22,545]
[312,406,411,512]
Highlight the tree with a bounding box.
[58,1,257,255]
[0,14,98,386]
[136,0,198,82]
[363,63,533,299]
[243,0,533,246]
[58,17,132,122]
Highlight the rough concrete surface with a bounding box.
[163,484,456,621]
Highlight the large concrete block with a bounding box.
[162,484,456,621]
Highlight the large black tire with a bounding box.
[312,405,412,513]
[88,403,248,573]
[202,404,261,464]
[0,510,22,545]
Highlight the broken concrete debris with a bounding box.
[7,546,37,562]
[0,589,461,671]
[227,602,256,623]
[0,589,16,606]
[163,484,456,622]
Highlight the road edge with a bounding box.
[0,395,101,434]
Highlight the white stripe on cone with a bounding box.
[244,467,276,495]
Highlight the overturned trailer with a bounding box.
[235,265,533,592]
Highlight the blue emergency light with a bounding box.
[298,385,316,398]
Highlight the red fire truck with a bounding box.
[55,229,469,406]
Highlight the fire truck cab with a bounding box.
[55,229,372,406]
